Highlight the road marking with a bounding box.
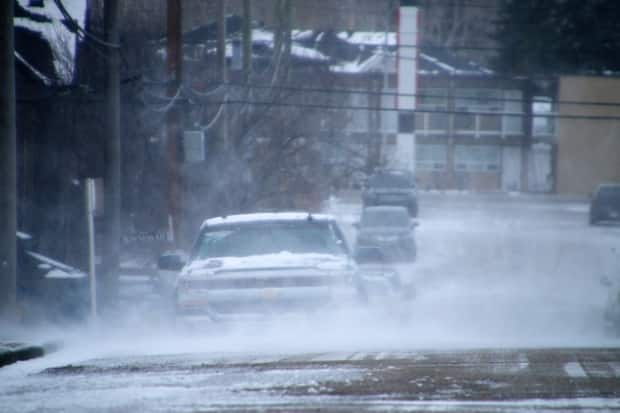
[564,362,588,378]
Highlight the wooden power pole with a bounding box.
[166,0,183,245]
[216,0,229,153]
[0,0,17,321]
[242,0,252,84]
[102,0,121,312]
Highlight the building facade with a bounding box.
[556,76,620,195]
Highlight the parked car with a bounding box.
[590,183,620,225]
[362,169,418,216]
[158,212,394,321]
[17,232,89,322]
[354,206,417,262]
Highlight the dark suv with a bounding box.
[362,170,418,216]
[590,183,620,225]
[354,206,417,262]
[17,232,88,322]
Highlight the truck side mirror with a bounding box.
[158,253,186,271]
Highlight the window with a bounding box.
[349,93,369,132]
[533,97,554,137]
[428,113,449,131]
[454,145,500,172]
[193,221,346,259]
[398,111,415,133]
[419,88,448,110]
[503,90,523,135]
[455,88,503,112]
[416,144,447,171]
[361,208,410,227]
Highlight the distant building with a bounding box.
[151,14,556,193]
[556,76,620,196]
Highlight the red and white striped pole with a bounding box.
[396,1,419,173]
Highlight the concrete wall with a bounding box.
[556,76,620,195]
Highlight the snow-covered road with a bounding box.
[1,192,619,412]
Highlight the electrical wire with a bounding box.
[212,82,620,109]
[53,0,121,49]
[193,98,620,122]
[293,0,620,14]
[147,86,182,113]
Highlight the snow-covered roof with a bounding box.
[336,31,397,47]
[175,16,491,77]
[202,212,334,229]
[330,51,392,74]
[419,52,493,76]
[14,0,87,85]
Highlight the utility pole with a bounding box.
[521,78,534,193]
[102,0,121,313]
[282,0,292,80]
[0,0,17,321]
[166,0,182,245]
[242,0,252,84]
[216,0,229,153]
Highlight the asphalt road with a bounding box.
[1,347,620,412]
[1,192,619,412]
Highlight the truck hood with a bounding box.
[183,251,353,277]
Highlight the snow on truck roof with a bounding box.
[201,212,334,229]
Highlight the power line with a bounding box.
[294,0,620,14]
[138,81,620,115]
[313,38,619,53]
[178,97,620,122]
[220,82,620,109]
[53,0,120,49]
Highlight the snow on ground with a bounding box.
[329,191,620,348]
[1,192,619,412]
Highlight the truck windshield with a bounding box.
[193,221,347,259]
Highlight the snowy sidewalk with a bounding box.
[0,324,63,368]
[0,341,46,367]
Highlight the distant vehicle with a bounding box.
[354,246,415,304]
[362,169,418,216]
[158,212,376,321]
[354,206,417,262]
[590,183,620,225]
